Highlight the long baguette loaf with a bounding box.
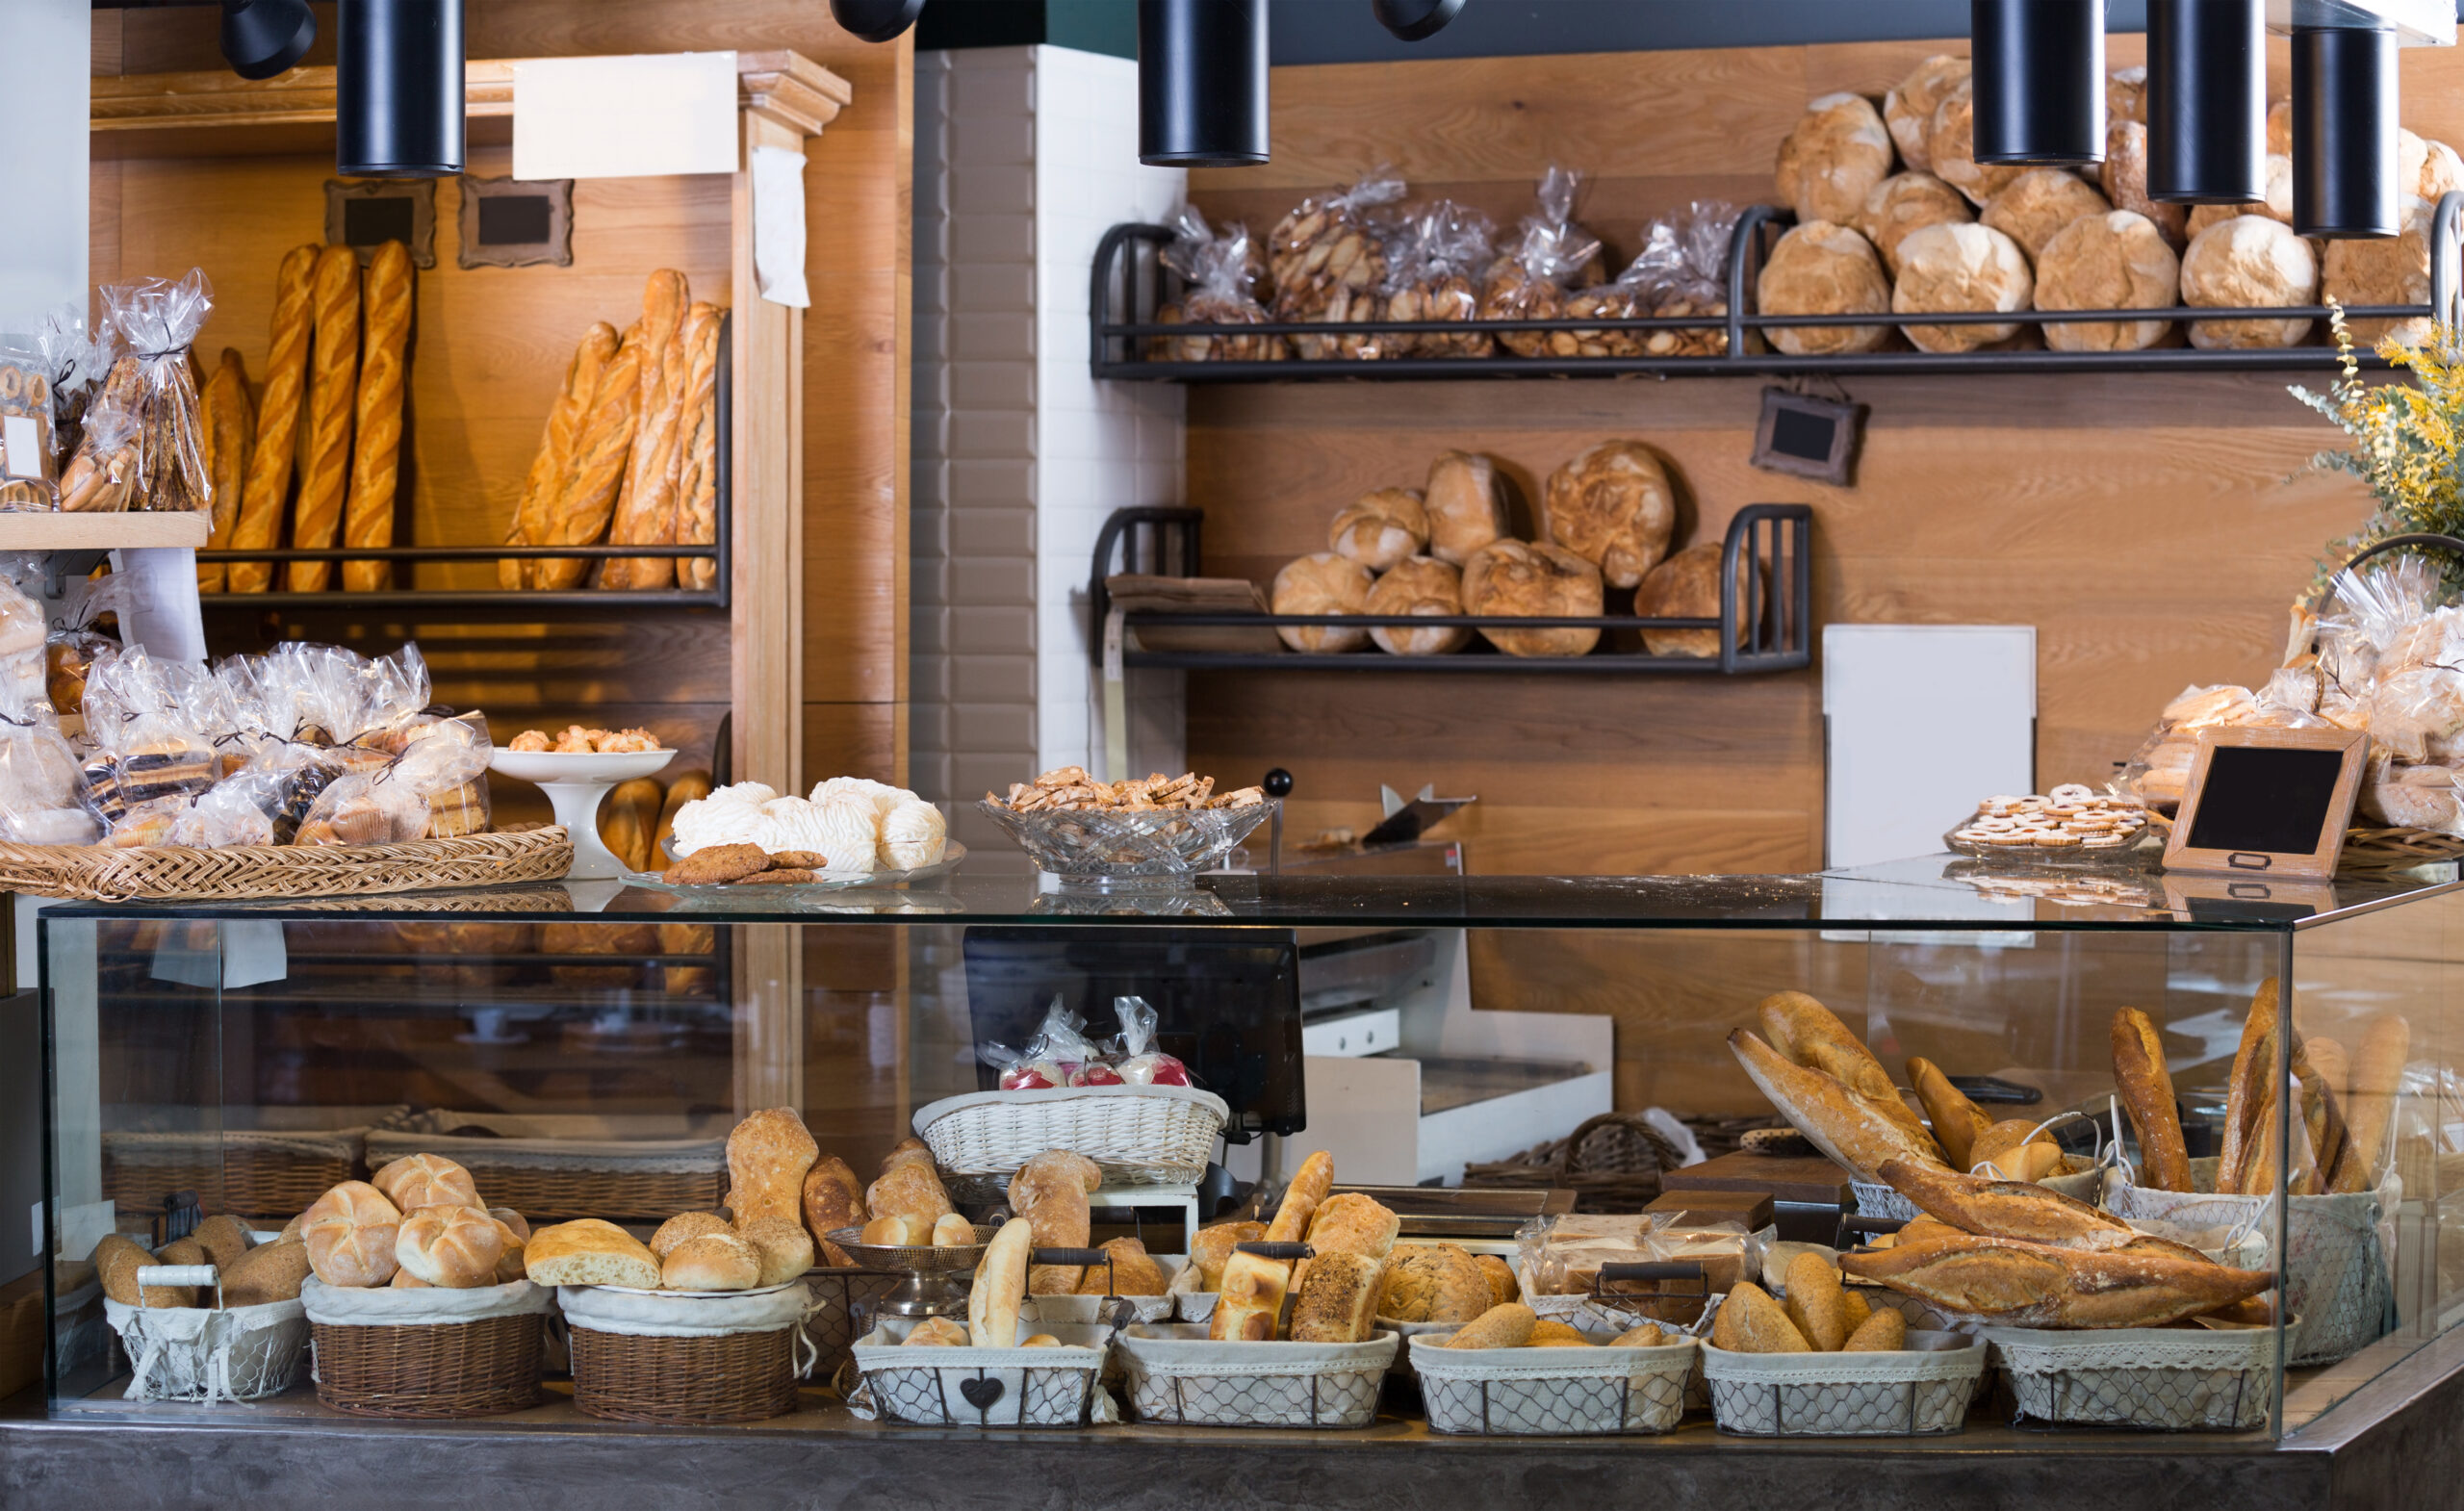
[2217,978,2281,1192]
[2240,1084,2282,1196]
[1906,1057,1991,1171]
[1878,1158,2136,1249]
[341,241,415,592]
[2110,1007,2193,1191]
[1729,1028,1948,1184]
[966,1217,1031,1347]
[1758,991,1938,1154]
[286,243,362,591]
[227,245,318,592]
[1839,1232,2272,1328]
[196,348,253,592]
[535,320,645,589]
[2331,1013,2410,1193]
[599,270,689,589]
[2296,1035,2349,1195]
[501,323,617,588]
[673,304,723,591]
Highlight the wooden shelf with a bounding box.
[0,512,209,552]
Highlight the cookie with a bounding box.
[662,842,772,886]
[735,868,820,884]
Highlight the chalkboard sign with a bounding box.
[1752,386,1863,486]
[2162,727,2369,882]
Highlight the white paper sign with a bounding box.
[752,143,809,308]
[1,415,38,478]
[513,52,739,181]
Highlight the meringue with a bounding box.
[809,776,915,822]
[668,780,777,856]
[751,794,881,871]
[879,799,948,871]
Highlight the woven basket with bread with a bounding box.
[913,1084,1230,1191]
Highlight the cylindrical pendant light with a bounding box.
[1371,0,1465,41]
[338,0,463,179]
[1970,0,2106,166]
[219,0,317,81]
[2146,0,2265,203]
[1139,0,1269,167]
[2293,26,2399,239]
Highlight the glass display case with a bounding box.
[29,857,2464,1466]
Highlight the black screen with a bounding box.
[342,196,415,248]
[477,194,553,246]
[2184,745,2347,854]
[1770,404,1836,461]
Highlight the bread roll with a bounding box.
[968,1217,1032,1346]
[662,1232,761,1291]
[1010,1149,1102,1295]
[1776,92,1895,227]
[1710,1280,1810,1353]
[1893,222,2032,352]
[1528,1320,1595,1345]
[1423,450,1509,565]
[390,1271,431,1289]
[1290,1249,1385,1344]
[1189,1220,1266,1292]
[1476,1253,1518,1308]
[93,1234,156,1307]
[302,1180,403,1288]
[395,1204,507,1288]
[862,1216,924,1246]
[2187,154,2295,238]
[1885,55,1969,173]
[931,1213,976,1247]
[525,1217,661,1289]
[372,1153,479,1213]
[1443,1302,1537,1349]
[2325,195,2435,347]
[2036,211,2179,351]
[1859,171,1972,276]
[1076,1236,1169,1296]
[1783,1250,1850,1351]
[220,1237,311,1307]
[727,1107,819,1229]
[1461,539,1604,657]
[1609,1321,1670,1347]
[1328,487,1427,573]
[868,1160,955,1228]
[1365,555,1468,656]
[650,1211,733,1260]
[1929,80,2026,206]
[2099,120,2190,249]
[1020,1333,1064,1347]
[2107,65,2146,125]
[1541,440,1678,589]
[1843,1307,1909,1352]
[1967,1119,2066,1181]
[1980,167,2111,261]
[1757,221,1892,355]
[2182,216,2318,348]
[193,1214,254,1270]
[802,1156,865,1242]
[1377,1243,1491,1322]
[1270,552,1373,653]
[904,1317,970,1346]
[1635,540,1753,657]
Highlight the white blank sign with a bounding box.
[513,53,738,181]
[1824,625,2037,868]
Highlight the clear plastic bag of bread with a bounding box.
[1269,166,1407,360]
[70,270,215,513]
[1152,208,1286,363]
[0,707,94,845]
[1379,199,1496,357]
[45,571,132,716]
[980,995,1106,1089]
[1112,994,1192,1086]
[1479,166,1606,358]
[291,767,429,847]
[0,338,63,512]
[1600,200,1745,358]
[37,303,109,463]
[77,649,225,839]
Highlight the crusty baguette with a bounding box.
[674,304,723,591]
[2297,1035,2349,1195]
[1839,1233,2272,1327]
[286,243,362,591]
[535,320,645,588]
[2217,978,2282,1193]
[1758,991,1938,1152]
[1209,1150,1334,1342]
[2110,1008,2193,1191]
[967,1217,1032,1347]
[196,347,253,592]
[2331,1014,2410,1193]
[342,240,415,592]
[599,271,690,589]
[1906,1057,1991,1172]
[1728,1028,1949,1184]
[227,245,318,592]
[1879,1157,2136,1249]
[2240,1083,2282,1196]
[502,323,617,588]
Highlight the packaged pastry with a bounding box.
[1478,166,1606,358]
[1379,199,1496,357]
[0,345,60,511]
[1112,995,1191,1087]
[979,996,1105,1090]
[67,271,215,514]
[1151,209,1286,363]
[1625,200,1744,356]
[1269,167,1407,360]
[1517,1213,1769,1322]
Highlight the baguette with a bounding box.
[501,324,617,588]
[1878,1157,2136,1248]
[1906,1057,1991,1171]
[535,321,645,588]
[1728,1028,1949,1184]
[967,1217,1032,1347]
[2239,1083,2282,1196]
[1758,991,1938,1152]
[286,243,362,591]
[2291,1034,2349,1195]
[2110,1008,2194,1191]
[196,347,253,592]
[599,271,690,589]
[2217,978,2281,1193]
[2331,1013,2410,1193]
[342,240,415,592]
[1839,1233,2272,1327]
[674,305,723,591]
[227,245,318,592]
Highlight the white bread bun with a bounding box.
[1980,166,2111,261]
[1328,487,1428,573]
[733,1216,816,1287]
[1757,221,1891,355]
[2268,98,2293,157]
[371,1153,479,1213]
[395,1204,508,1289]
[2182,216,2318,348]
[1885,55,1968,173]
[2036,211,2180,351]
[863,1215,928,1246]
[1892,221,2033,352]
[930,1213,977,1247]
[1422,450,1509,566]
[2187,154,2294,239]
[1270,552,1374,653]
[2107,65,2146,125]
[525,1217,661,1289]
[1776,92,1895,226]
[1859,171,1972,276]
[1461,540,1604,657]
[2099,119,2190,249]
[1929,79,2025,206]
[905,1317,969,1346]
[301,1180,402,1288]
[661,1232,762,1291]
[650,1211,733,1260]
[1366,555,1469,656]
[2325,194,2435,347]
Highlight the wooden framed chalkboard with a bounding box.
[2162,726,2371,882]
[1751,386,1862,486]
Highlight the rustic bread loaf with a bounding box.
[1366,555,1469,655]
[1892,221,2033,352]
[1328,486,1428,573]
[1634,540,1752,657]
[2098,119,2190,249]
[1010,1148,1101,1295]
[1980,167,2111,261]
[1422,450,1509,565]
[1271,552,1374,653]
[1757,221,1892,355]
[1859,171,1972,276]
[1776,92,1896,226]
[1542,440,1679,589]
[2182,216,2318,348]
[2107,65,2146,124]
[1929,79,2025,206]
[1885,54,1969,173]
[1461,539,1603,657]
[2324,194,2435,347]
[1075,1236,1169,1296]
[1377,1243,1492,1322]
[526,1218,660,1288]
[727,1107,819,1229]
[2186,154,2294,238]
[2035,210,2179,351]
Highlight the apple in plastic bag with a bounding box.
[1071,1063,1126,1087]
[1120,1052,1191,1087]
[1002,1060,1065,1090]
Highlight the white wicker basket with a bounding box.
[1982,1319,2284,1431]
[1116,1323,1397,1428]
[104,1265,310,1404]
[1703,1332,1984,1437]
[848,1318,1116,1427]
[1410,1331,1696,1435]
[913,1085,1229,1187]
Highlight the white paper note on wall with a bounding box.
[513,53,739,181]
[751,144,810,307]
[1823,624,2037,868]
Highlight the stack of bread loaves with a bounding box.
[1199,1151,1395,1345]
[92,1213,312,1312]
[293,1153,531,1291]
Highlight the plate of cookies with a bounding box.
[1943,785,2157,866]
[633,838,968,896]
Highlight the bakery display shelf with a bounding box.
[1090,192,2464,382]
[0,512,210,552]
[1089,502,1811,675]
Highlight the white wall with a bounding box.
[0,0,89,329]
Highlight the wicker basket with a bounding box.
[302,1277,549,1420]
[1409,1331,1696,1436]
[913,1085,1229,1187]
[366,1110,729,1223]
[102,1121,372,1220]
[1703,1332,1985,1437]
[2340,826,2464,870]
[849,1318,1115,1427]
[569,1326,798,1424]
[105,1281,310,1403]
[1982,1320,2284,1431]
[0,826,572,903]
[1115,1323,1397,1429]
[1461,1113,1687,1213]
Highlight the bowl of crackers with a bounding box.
[1944,785,2156,865]
[979,766,1271,891]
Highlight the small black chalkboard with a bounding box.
[1751,386,1863,487]
[2163,727,2369,882]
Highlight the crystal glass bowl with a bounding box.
[976,797,1274,891]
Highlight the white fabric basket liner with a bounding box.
[913,1085,1230,1185]
[301,1276,551,1326]
[1116,1323,1398,1428]
[1982,1319,2284,1431]
[1703,1332,1984,1437]
[848,1318,1117,1426]
[104,1295,309,1404]
[561,1281,812,1338]
[1025,1292,1175,1326]
[1408,1332,1696,1435]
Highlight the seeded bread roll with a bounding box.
[193,1214,254,1270]
[2325,195,2435,347]
[2099,120,2191,249]
[221,1236,312,1307]
[734,1216,818,1287]
[1328,487,1428,573]
[1377,1243,1492,1322]
[1757,221,1891,355]
[1929,80,2026,206]
[1860,171,1972,276]
[1462,540,1604,658]
[1271,552,1374,653]
[1892,222,2033,352]
[2182,216,2318,348]
[1776,92,1896,226]
[2187,155,2295,239]
[1980,167,2111,261]
[1885,55,1969,173]
[1710,1280,1810,1353]
[93,1234,157,1307]
[1443,1301,1537,1349]
[650,1212,733,1260]
[1422,450,1509,565]
[2036,210,2180,352]
[1842,1307,1909,1351]
[662,1232,762,1291]
[1541,439,1678,589]
[1366,555,1469,656]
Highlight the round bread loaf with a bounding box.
[1635,540,1756,656]
[1776,91,1895,226]
[1423,450,1509,565]
[661,1232,762,1291]
[1076,1237,1169,1296]
[1884,54,1968,173]
[2187,154,2294,238]
[1980,166,2112,261]
[1378,1242,1492,1322]
[301,1180,403,1288]
[1929,79,2025,206]
[395,1204,508,1289]
[2036,210,2180,351]
[1757,220,1892,355]
[371,1153,479,1213]
[2098,119,2190,249]
[1329,486,1428,573]
[1475,1253,1518,1308]
[650,1211,733,1260]
[2325,194,2435,347]
[1270,552,1373,653]
[1461,540,1604,657]
[220,1237,312,1308]
[2411,133,2463,201]
[2182,216,2318,348]
[1366,555,1469,656]
[1541,440,1679,589]
[904,1317,969,1346]
[2107,65,2146,124]
[2267,98,2292,157]
[1859,171,1972,275]
[734,1215,817,1287]
[1892,221,2033,352]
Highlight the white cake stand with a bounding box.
[487,748,677,880]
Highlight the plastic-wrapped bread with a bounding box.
[1757,221,1892,356]
[1980,167,2111,261]
[2325,195,2435,347]
[1270,552,1373,653]
[1270,169,1406,361]
[1634,540,1755,657]
[1929,79,2025,207]
[1461,540,1603,658]
[1859,171,1972,276]
[1892,222,2033,352]
[2186,155,2294,238]
[2182,216,2317,348]
[2099,120,2190,249]
[342,239,416,592]
[286,243,361,592]
[1478,166,1605,358]
[1365,556,1468,656]
[1328,486,1428,573]
[196,348,252,592]
[501,323,617,588]
[1885,55,1969,173]
[1775,92,1895,227]
[601,271,691,589]
[1422,450,1508,565]
[226,245,317,594]
[2035,211,2179,352]
[1541,440,1677,589]
[2106,65,2146,125]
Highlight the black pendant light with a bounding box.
[2293,26,2399,239]
[1970,0,2106,167]
[1140,0,1269,167]
[337,0,463,179]
[830,0,926,44]
[1371,0,1466,41]
[2146,0,2264,203]
[219,0,316,81]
